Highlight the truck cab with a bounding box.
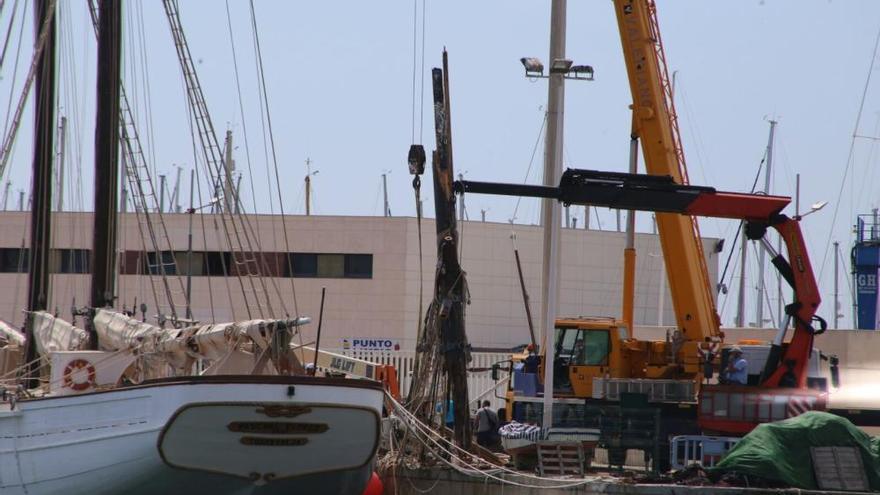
[552,317,630,397]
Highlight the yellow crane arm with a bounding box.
[613,0,721,341]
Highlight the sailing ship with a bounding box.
[0,1,389,494]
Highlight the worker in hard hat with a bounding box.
[722,346,748,385]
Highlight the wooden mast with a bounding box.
[23,0,57,386]
[430,51,472,448]
[88,0,122,345]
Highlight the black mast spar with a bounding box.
[22,0,57,387]
[88,0,122,346]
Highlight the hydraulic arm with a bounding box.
[456,168,824,390]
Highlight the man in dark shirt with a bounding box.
[474,400,499,448]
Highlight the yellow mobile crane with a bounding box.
[536,0,723,402]
[610,0,721,379]
[473,0,834,439]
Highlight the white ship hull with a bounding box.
[0,375,384,495]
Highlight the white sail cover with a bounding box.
[93,309,310,375]
[93,309,166,353]
[31,311,89,357]
[0,320,25,347]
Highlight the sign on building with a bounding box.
[342,338,400,351]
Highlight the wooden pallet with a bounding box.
[537,442,585,477]
[811,446,869,492]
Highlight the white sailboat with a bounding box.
[0,371,384,494]
[0,307,387,495]
[0,1,389,493]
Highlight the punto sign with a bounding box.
[341,338,400,351]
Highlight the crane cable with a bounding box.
[411,0,427,348]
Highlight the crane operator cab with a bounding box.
[546,317,631,397]
[504,316,628,424]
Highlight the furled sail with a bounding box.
[30,311,89,357]
[0,320,25,347]
[92,309,311,377]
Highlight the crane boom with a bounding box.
[613,0,720,342]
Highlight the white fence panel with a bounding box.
[330,349,510,411]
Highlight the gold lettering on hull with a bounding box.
[240,436,309,447]
[228,421,329,435]
[255,405,312,418]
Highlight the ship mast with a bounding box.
[88,0,122,346]
[23,0,58,386]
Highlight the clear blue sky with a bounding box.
[1,1,879,328]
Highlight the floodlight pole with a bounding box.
[540,0,566,432]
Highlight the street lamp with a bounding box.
[795,200,828,220]
[520,57,594,81]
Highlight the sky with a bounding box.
[0,0,879,329]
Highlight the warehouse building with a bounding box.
[0,212,720,350]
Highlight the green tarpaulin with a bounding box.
[712,411,880,490]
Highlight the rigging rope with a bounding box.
[510,112,546,223]
[223,0,260,216]
[384,393,602,489]
[717,155,765,300]
[248,0,299,317]
[0,0,19,70]
[0,0,56,179]
[0,0,24,163]
[818,24,880,286]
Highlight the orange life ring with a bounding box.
[62,359,97,391]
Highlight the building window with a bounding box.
[59,249,90,274]
[288,253,372,279]
[289,253,317,277]
[175,251,205,276]
[203,251,231,276]
[145,251,177,275]
[0,248,27,273]
[116,250,372,279]
[317,254,345,278]
[345,254,373,278]
[0,248,92,274]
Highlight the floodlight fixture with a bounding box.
[569,64,595,80]
[520,57,544,77]
[550,58,573,73]
[520,57,595,81]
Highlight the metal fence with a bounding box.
[330,349,511,411]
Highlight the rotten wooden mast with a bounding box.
[429,51,472,448]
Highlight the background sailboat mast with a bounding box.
[88,0,122,345]
[23,0,57,384]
